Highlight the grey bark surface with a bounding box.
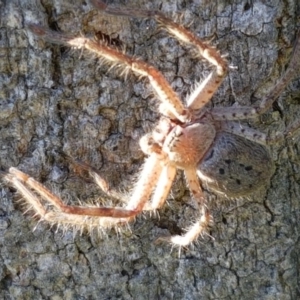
[1,0,300,299]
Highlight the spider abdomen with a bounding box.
[197,132,274,197]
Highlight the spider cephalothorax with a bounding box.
[2,0,300,248]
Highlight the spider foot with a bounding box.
[155,210,213,250]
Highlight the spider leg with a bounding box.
[57,153,176,211]
[66,158,177,211]
[5,168,137,218]
[2,170,47,217]
[144,164,176,211]
[258,30,300,114]
[92,0,228,111]
[157,168,212,247]
[3,154,163,228]
[220,121,268,145]
[125,154,164,211]
[28,24,188,122]
[65,157,125,203]
[221,118,300,145]
[137,127,177,211]
[211,31,300,121]
[2,168,130,230]
[63,141,177,212]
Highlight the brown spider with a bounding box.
[2,1,300,247]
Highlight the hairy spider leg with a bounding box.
[3,154,165,228]
[5,168,134,216]
[92,1,300,143]
[144,164,177,210]
[157,168,212,247]
[220,120,300,145]
[209,31,300,145]
[28,24,188,123]
[63,156,125,202]
[211,31,300,121]
[63,153,177,212]
[92,0,228,111]
[25,23,192,228]
[9,2,297,247]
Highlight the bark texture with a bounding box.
[1,0,300,299]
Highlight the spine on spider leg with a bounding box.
[28,24,130,66]
[94,31,123,50]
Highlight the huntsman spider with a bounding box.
[2,0,300,248]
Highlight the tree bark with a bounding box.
[0,0,300,299]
